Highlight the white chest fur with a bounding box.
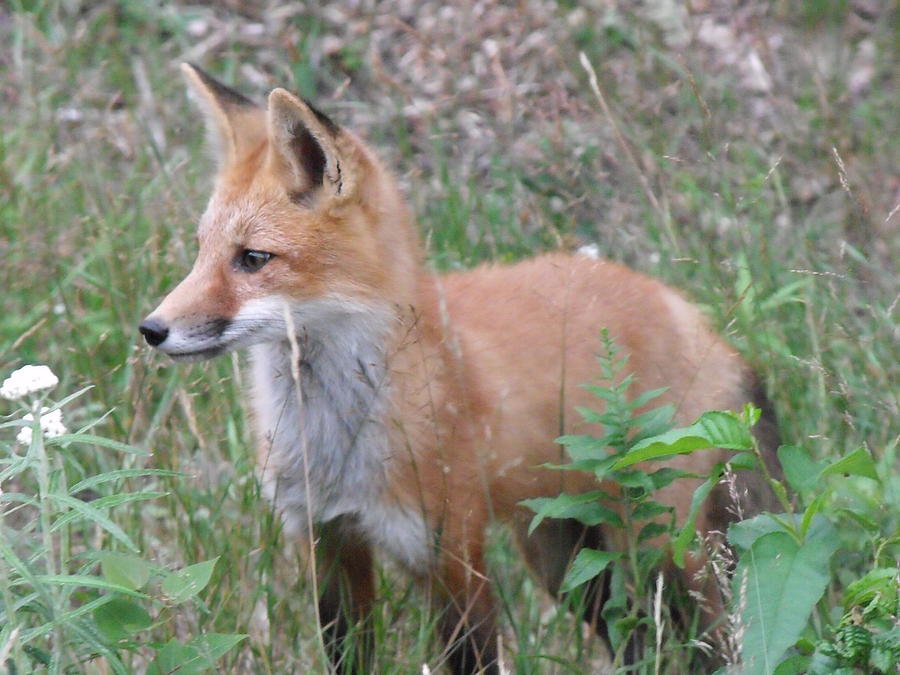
[248,304,432,572]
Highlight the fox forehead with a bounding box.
[197,182,300,250]
[195,135,282,237]
[198,194,266,242]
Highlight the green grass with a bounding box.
[1,0,897,672]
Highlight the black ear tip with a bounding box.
[185,64,255,108]
[182,62,210,81]
[302,99,339,136]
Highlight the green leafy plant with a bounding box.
[522,329,691,667]
[525,333,898,673]
[0,365,245,673]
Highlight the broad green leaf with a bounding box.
[737,527,838,675]
[94,598,152,641]
[727,512,788,551]
[696,410,754,449]
[778,445,823,492]
[728,452,759,471]
[614,411,752,469]
[820,447,879,481]
[99,552,153,591]
[147,634,247,675]
[521,492,622,534]
[161,557,219,604]
[672,468,721,568]
[147,639,211,675]
[773,653,812,675]
[560,549,621,593]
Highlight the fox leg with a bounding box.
[513,519,613,648]
[316,518,376,674]
[430,530,499,675]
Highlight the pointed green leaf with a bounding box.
[778,445,823,492]
[728,452,759,471]
[737,527,838,675]
[94,598,152,641]
[560,549,621,593]
[521,492,622,534]
[773,653,812,675]
[820,447,878,481]
[147,639,210,675]
[728,512,789,551]
[614,411,752,469]
[99,552,153,591]
[161,557,219,604]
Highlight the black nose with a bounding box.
[139,318,169,347]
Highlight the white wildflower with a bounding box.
[17,407,67,445]
[577,243,601,259]
[1,365,59,400]
[421,665,431,675]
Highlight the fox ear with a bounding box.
[266,88,345,201]
[181,63,263,165]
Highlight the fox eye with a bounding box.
[237,249,274,273]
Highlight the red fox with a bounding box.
[140,64,779,674]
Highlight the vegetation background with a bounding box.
[0,0,896,672]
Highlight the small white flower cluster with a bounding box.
[1,365,59,400]
[17,407,67,445]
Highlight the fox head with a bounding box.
[140,64,416,361]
